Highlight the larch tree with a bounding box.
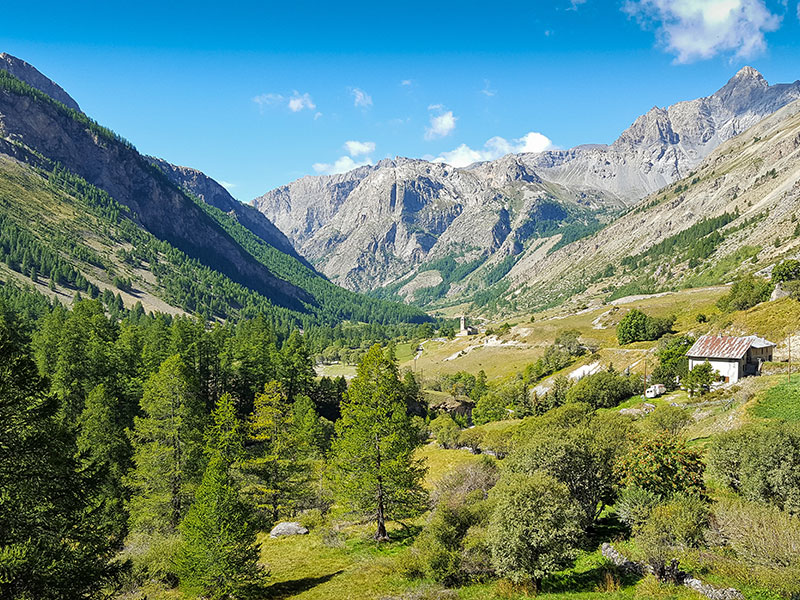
[0,301,122,599]
[240,381,310,525]
[126,354,204,538]
[329,344,428,541]
[178,393,263,598]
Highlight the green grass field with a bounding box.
[751,377,800,422]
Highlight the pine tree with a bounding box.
[239,381,309,524]
[329,344,428,541]
[177,393,263,598]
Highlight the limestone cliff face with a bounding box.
[0,76,308,307]
[253,67,800,299]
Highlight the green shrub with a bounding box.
[615,435,705,499]
[644,404,692,436]
[772,259,800,282]
[617,309,675,345]
[635,494,708,580]
[615,486,661,531]
[708,423,800,513]
[716,275,773,312]
[565,369,640,409]
[710,498,800,568]
[488,472,584,589]
[430,413,461,449]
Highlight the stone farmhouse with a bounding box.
[686,334,775,384]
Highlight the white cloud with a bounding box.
[314,111,323,120]
[797,0,799,21]
[401,79,413,86]
[219,180,236,191]
[288,91,316,112]
[344,140,376,156]
[480,79,497,97]
[433,131,554,168]
[312,155,372,175]
[568,0,587,9]
[253,91,316,113]
[425,108,457,140]
[351,87,373,108]
[625,0,781,63]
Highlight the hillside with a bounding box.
[0,56,428,329]
[252,68,800,309]
[497,97,800,316]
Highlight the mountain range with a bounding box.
[252,67,800,307]
[2,51,799,326]
[0,52,426,328]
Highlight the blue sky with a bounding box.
[3,0,800,200]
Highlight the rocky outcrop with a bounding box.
[269,522,309,538]
[0,52,81,112]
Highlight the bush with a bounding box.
[430,413,461,449]
[565,369,640,409]
[716,275,773,312]
[615,486,661,531]
[643,404,691,436]
[772,259,800,282]
[410,461,498,585]
[709,498,800,568]
[457,427,485,453]
[488,472,584,589]
[635,494,709,580]
[615,435,705,499]
[708,423,800,513]
[616,309,675,345]
[506,413,631,528]
[472,391,508,425]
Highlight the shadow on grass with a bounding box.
[544,565,641,593]
[259,570,344,599]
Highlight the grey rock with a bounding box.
[269,521,309,538]
[0,52,81,112]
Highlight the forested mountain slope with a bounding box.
[0,57,428,328]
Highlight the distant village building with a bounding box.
[456,315,478,337]
[686,335,775,383]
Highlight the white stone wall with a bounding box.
[689,358,741,383]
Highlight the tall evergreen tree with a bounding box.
[0,302,122,599]
[177,393,263,598]
[278,330,315,400]
[239,381,309,525]
[329,344,428,541]
[126,354,204,537]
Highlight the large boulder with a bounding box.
[269,521,309,538]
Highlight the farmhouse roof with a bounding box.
[687,335,775,360]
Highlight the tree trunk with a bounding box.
[374,438,389,542]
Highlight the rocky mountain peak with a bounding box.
[0,52,81,112]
